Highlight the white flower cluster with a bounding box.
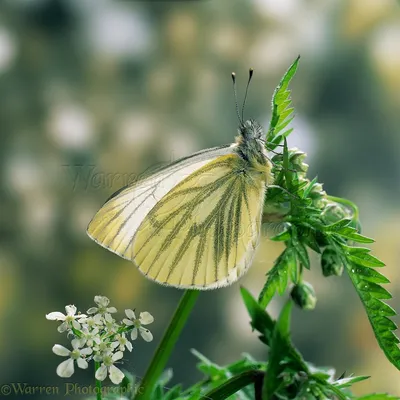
[46,295,154,384]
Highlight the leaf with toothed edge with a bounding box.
[266,56,300,150]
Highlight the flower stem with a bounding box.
[135,289,200,400]
[94,361,102,400]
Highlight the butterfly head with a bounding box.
[235,119,269,166]
[239,119,264,140]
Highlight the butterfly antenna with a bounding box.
[241,68,254,122]
[231,72,242,125]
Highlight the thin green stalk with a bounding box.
[135,289,200,400]
[94,361,102,400]
[200,370,265,400]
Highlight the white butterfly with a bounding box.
[87,72,274,289]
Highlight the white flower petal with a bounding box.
[112,351,124,362]
[95,364,107,381]
[81,347,93,356]
[75,338,86,348]
[52,344,70,357]
[65,305,77,316]
[71,338,81,349]
[95,296,109,307]
[125,309,136,320]
[104,313,113,323]
[106,307,117,313]
[111,341,119,349]
[139,312,154,325]
[130,327,138,340]
[76,313,87,320]
[56,358,75,378]
[72,320,82,331]
[57,322,68,333]
[139,327,153,342]
[93,314,103,324]
[46,312,66,320]
[126,341,133,352]
[77,358,88,369]
[123,318,134,326]
[87,307,98,314]
[93,354,103,362]
[109,365,124,384]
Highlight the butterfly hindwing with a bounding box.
[132,153,267,289]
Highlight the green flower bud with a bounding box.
[291,282,317,310]
[289,148,309,175]
[305,182,326,209]
[321,246,343,277]
[321,202,349,224]
[271,148,309,175]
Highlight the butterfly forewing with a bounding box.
[87,145,234,260]
[132,153,267,289]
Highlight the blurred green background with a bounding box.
[1,0,400,397]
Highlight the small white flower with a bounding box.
[80,314,103,329]
[103,313,118,334]
[77,326,101,348]
[52,339,92,378]
[95,351,125,384]
[46,305,87,333]
[123,309,154,342]
[112,333,132,352]
[93,337,114,357]
[87,296,117,318]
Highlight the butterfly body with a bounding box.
[87,119,273,289]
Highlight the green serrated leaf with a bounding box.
[336,227,375,244]
[241,287,275,344]
[350,265,390,284]
[270,228,291,242]
[299,227,321,253]
[325,218,352,231]
[267,56,300,149]
[334,374,370,388]
[347,251,386,268]
[310,376,348,400]
[258,247,297,308]
[346,263,400,371]
[291,234,310,269]
[263,302,293,399]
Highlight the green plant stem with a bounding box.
[94,361,102,400]
[200,370,265,400]
[135,289,200,400]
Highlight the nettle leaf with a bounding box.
[263,302,310,399]
[326,220,374,244]
[291,227,310,269]
[263,302,293,399]
[258,247,297,308]
[343,246,385,268]
[241,287,275,345]
[346,262,400,370]
[325,218,353,231]
[334,374,370,389]
[267,56,300,149]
